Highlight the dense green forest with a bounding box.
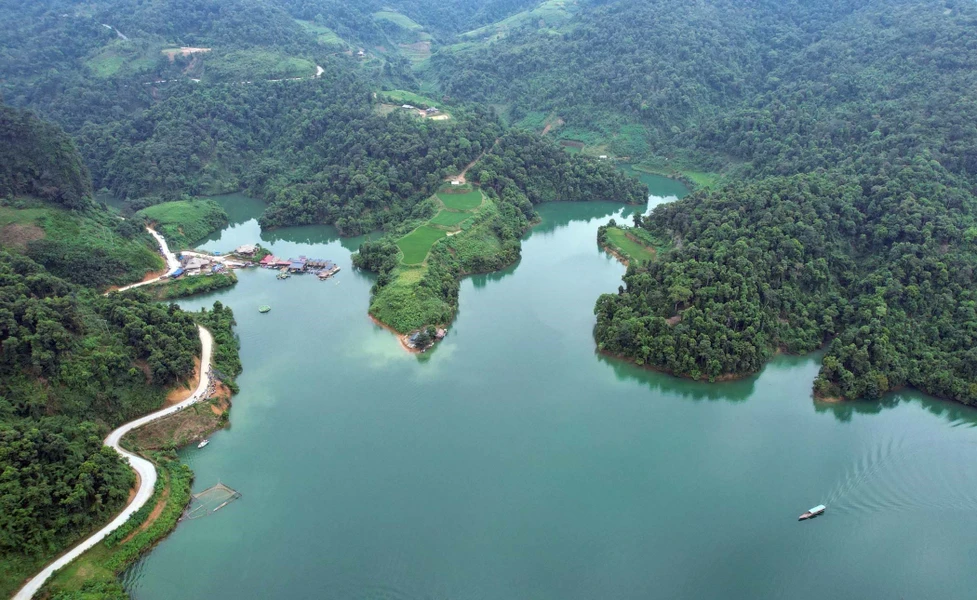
[1,105,92,208]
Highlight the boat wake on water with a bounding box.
[825,436,977,515]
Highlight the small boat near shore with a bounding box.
[798,504,826,521]
[198,439,210,449]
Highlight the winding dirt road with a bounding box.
[116,227,181,292]
[12,231,213,600]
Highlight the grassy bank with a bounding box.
[598,224,661,265]
[631,161,721,189]
[136,272,238,301]
[136,199,228,250]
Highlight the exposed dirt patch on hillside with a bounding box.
[0,223,44,249]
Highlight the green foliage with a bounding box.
[193,301,243,393]
[595,168,977,403]
[0,198,163,289]
[358,130,643,333]
[136,272,238,301]
[0,105,92,209]
[203,50,316,82]
[0,249,207,596]
[136,200,228,249]
[0,416,134,568]
[44,456,193,600]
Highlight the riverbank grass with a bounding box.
[603,227,657,264]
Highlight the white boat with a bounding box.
[197,439,210,449]
[798,504,826,521]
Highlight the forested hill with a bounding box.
[1,105,92,209]
[432,0,977,180]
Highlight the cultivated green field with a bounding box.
[397,225,448,264]
[429,210,472,227]
[460,0,579,40]
[437,190,483,211]
[379,89,440,108]
[295,19,345,46]
[604,227,657,264]
[374,10,424,30]
[204,50,315,81]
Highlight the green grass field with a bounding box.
[397,225,448,264]
[437,190,483,211]
[205,50,315,82]
[379,89,440,108]
[295,19,345,46]
[461,0,578,39]
[605,227,657,264]
[137,199,227,249]
[374,10,424,30]
[429,210,472,227]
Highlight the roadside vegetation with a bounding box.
[135,271,238,301]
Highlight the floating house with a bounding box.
[259,255,277,267]
[288,258,307,273]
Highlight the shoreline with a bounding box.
[599,241,631,267]
[368,313,424,354]
[597,347,753,383]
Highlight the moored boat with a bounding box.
[198,439,210,449]
[798,504,826,521]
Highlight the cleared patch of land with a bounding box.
[374,10,424,30]
[398,41,431,64]
[429,210,472,227]
[603,226,657,264]
[294,20,345,46]
[437,189,483,211]
[161,47,212,60]
[398,225,448,265]
[460,0,579,40]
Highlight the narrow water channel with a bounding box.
[122,183,977,600]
